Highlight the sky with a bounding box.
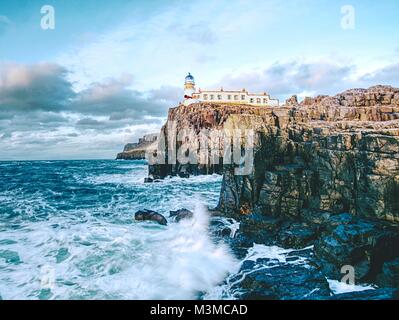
[0,0,398,160]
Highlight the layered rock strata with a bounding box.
[148,85,399,294]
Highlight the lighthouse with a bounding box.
[182,72,279,107]
[184,73,195,102]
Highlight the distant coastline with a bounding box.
[116,133,158,160]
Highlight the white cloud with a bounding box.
[56,0,285,91]
[215,60,356,99]
[214,58,399,101]
[0,62,170,160]
[359,63,399,85]
[0,62,75,111]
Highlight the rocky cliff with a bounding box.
[218,86,399,221]
[217,85,399,290]
[149,85,399,294]
[148,103,278,178]
[116,133,158,160]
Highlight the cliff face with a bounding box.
[150,86,399,223]
[149,85,399,289]
[219,85,399,223]
[148,103,278,178]
[116,134,158,160]
[217,85,399,287]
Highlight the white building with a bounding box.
[183,73,279,107]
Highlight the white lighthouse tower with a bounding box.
[183,73,196,105]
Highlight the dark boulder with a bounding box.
[178,172,190,178]
[366,231,399,283]
[228,234,259,259]
[209,218,236,238]
[314,215,399,283]
[239,214,282,245]
[134,210,168,226]
[169,208,194,222]
[231,255,332,300]
[314,218,377,280]
[301,209,332,228]
[277,222,317,249]
[376,258,399,288]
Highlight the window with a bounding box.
[234,95,239,100]
[263,98,267,104]
[217,95,222,100]
[250,98,254,103]
[241,95,245,100]
[203,94,208,100]
[227,95,231,100]
[210,94,214,100]
[257,98,261,103]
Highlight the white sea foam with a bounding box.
[84,168,222,187]
[85,171,147,185]
[327,279,376,295]
[83,165,148,185]
[163,174,222,184]
[0,202,236,300]
[245,244,312,264]
[5,161,366,301]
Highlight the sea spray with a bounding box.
[146,201,237,299]
[0,203,237,300]
[0,160,236,299]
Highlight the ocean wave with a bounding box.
[0,160,228,299]
[84,171,148,185]
[0,204,236,300]
[84,171,222,187]
[162,174,222,184]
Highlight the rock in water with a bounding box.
[169,208,194,222]
[277,223,317,249]
[229,249,332,300]
[377,258,399,288]
[144,177,154,183]
[178,172,190,178]
[134,210,168,226]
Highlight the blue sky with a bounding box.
[0,0,398,159]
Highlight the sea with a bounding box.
[0,160,372,300]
